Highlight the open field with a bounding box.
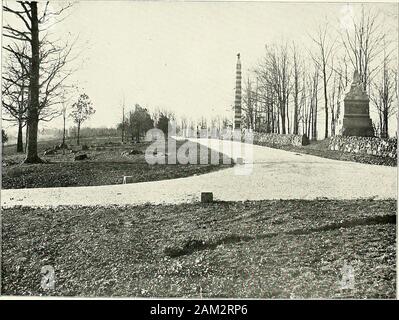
[2,199,395,298]
[2,137,232,189]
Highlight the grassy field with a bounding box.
[2,199,395,298]
[255,138,396,167]
[2,137,232,189]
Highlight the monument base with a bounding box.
[342,116,374,137]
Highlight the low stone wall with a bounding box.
[329,136,397,159]
[252,133,310,147]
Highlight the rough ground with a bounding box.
[2,138,396,207]
[2,200,395,298]
[2,138,231,189]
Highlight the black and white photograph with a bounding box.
[0,0,397,301]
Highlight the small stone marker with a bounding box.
[201,192,213,203]
[236,157,244,165]
[123,176,134,184]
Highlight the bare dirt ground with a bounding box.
[2,137,232,189]
[2,138,395,299]
[2,200,395,298]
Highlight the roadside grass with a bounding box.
[255,139,396,167]
[2,199,395,298]
[2,137,232,189]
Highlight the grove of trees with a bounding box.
[118,105,176,143]
[239,6,397,140]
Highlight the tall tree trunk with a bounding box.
[383,107,388,138]
[25,2,42,163]
[77,123,81,145]
[25,121,28,153]
[122,104,125,143]
[293,97,299,134]
[310,103,313,138]
[17,120,23,153]
[323,66,328,139]
[280,99,286,134]
[293,62,299,135]
[312,75,318,140]
[331,106,335,136]
[286,99,290,134]
[62,112,66,146]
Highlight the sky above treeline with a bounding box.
[2,1,398,135]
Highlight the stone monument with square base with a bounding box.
[341,70,374,137]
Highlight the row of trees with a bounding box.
[162,6,396,141]
[240,7,397,139]
[117,104,175,143]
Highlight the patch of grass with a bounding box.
[2,138,233,189]
[255,139,396,167]
[2,199,395,298]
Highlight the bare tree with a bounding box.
[303,64,320,140]
[2,43,29,152]
[370,37,397,138]
[309,22,336,139]
[60,90,69,148]
[341,5,384,92]
[291,43,303,135]
[242,77,256,130]
[255,44,291,134]
[70,93,95,145]
[328,53,349,136]
[3,1,74,163]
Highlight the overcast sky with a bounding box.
[2,1,398,134]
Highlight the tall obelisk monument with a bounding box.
[234,53,242,130]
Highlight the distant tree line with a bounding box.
[117,104,176,143]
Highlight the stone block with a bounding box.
[123,176,134,184]
[201,192,213,203]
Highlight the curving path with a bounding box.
[1,138,396,208]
